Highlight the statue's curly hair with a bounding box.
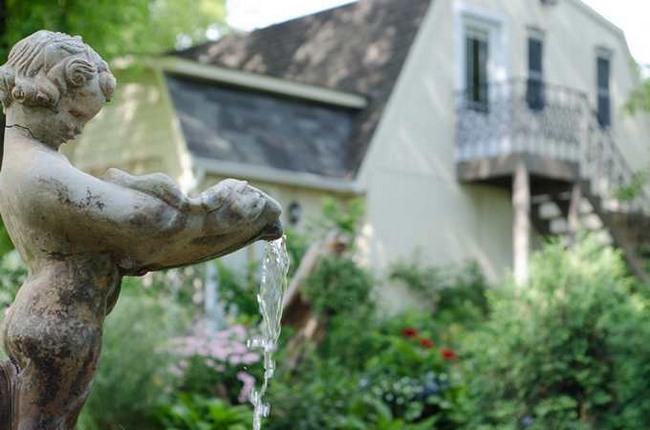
[0,30,116,110]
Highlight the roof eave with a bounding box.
[151,55,368,109]
[193,157,364,195]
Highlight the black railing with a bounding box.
[456,78,650,214]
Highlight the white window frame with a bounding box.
[454,2,510,95]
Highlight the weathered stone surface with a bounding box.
[0,30,282,429]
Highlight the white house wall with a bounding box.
[358,0,514,288]
[357,0,650,293]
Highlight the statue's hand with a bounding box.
[199,179,283,240]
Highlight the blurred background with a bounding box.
[2,0,650,429]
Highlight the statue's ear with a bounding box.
[34,72,60,107]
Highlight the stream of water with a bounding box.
[247,236,290,430]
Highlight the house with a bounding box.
[70,0,650,304]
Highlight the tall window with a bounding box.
[465,27,489,111]
[526,36,545,110]
[597,56,611,128]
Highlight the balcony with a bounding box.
[456,79,650,280]
[455,78,648,214]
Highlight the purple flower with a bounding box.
[237,371,256,403]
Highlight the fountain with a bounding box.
[0,30,283,430]
[248,237,290,429]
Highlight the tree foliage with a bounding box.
[2,0,226,61]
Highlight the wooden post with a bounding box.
[513,161,530,286]
[567,182,582,246]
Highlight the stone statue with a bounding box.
[0,30,283,429]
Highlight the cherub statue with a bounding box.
[0,30,282,429]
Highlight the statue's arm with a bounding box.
[32,166,281,274]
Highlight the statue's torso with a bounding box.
[0,138,122,329]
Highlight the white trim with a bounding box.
[454,1,511,92]
[151,56,368,109]
[193,157,365,195]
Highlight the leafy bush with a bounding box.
[0,250,26,312]
[267,359,361,430]
[302,254,374,318]
[268,311,468,430]
[156,393,253,430]
[0,221,14,258]
[320,197,365,236]
[216,262,261,324]
[268,245,472,428]
[358,323,466,429]
[390,259,489,324]
[285,227,310,277]
[464,237,650,429]
[171,324,261,404]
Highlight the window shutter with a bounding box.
[597,56,611,128]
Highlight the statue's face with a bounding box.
[51,74,106,144]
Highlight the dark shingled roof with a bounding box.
[173,0,432,179]
[165,74,356,177]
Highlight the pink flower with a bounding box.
[237,371,256,403]
[241,353,260,364]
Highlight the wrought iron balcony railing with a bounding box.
[456,79,587,162]
[456,78,650,215]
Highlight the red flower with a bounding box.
[420,338,434,348]
[402,327,418,338]
[440,347,457,361]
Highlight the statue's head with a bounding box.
[0,30,116,146]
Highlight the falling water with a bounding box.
[247,236,290,430]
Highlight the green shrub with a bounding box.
[268,311,468,430]
[302,254,374,318]
[358,323,467,429]
[0,250,26,312]
[0,251,26,360]
[285,227,310,277]
[390,259,489,324]
[171,324,261,404]
[267,359,361,430]
[320,197,365,236]
[0,221,14,258]
[156,393,253,430]
[464,237,650,429]
[217,261,261,324]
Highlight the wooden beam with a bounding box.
[513,161,531,286]
[567,182,582,246]
[457,153,579,183]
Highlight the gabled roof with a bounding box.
[172,0,432,179]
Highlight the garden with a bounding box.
[2,201,650,430]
